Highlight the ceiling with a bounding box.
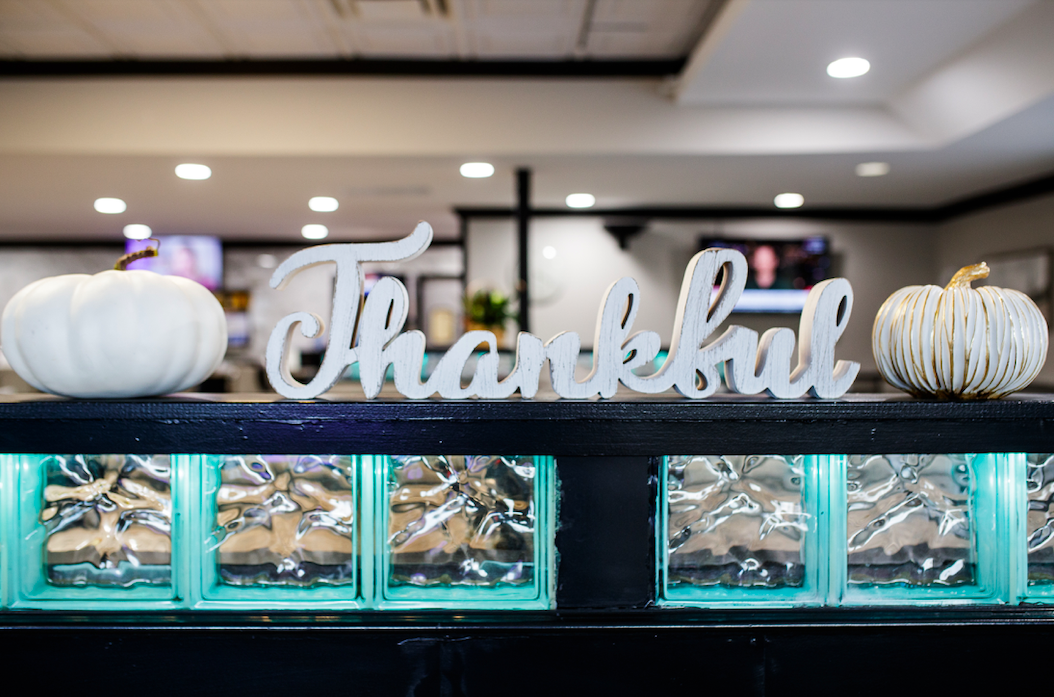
[0,0,1052,243]
[0,0,716,60]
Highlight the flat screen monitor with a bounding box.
[125,235,223,291]
[699,236,830,313]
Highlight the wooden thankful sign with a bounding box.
[265,222,859,400]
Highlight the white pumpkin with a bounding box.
[1,265,227,398]
[872,262,1048,399]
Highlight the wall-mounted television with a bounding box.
[699,236,830,313]
[125,235,223,291]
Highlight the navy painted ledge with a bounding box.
[0,392,1052,455]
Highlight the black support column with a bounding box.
[554,456,657,609]
[515,167,531,334]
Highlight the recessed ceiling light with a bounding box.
[542,245,557,260]
[460,162,495,178]
[123,223,152,240]
[309,196,339,212]
[175,163,212,180]
[566,193,596,209]
[827,57,870,78]
[856,161,890,177]
[94,197,126,214]
[774,193,805,209]
[302,224,329,240]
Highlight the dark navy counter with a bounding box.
[2,391,1054,455]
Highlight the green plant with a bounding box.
[463,288,515,328]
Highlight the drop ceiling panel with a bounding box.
[465,0,585,21]
[58,0,224,57]
[587,31,692,59]
[354,0,431,22]
[0,0,72,25]
[461,0,582,57]
[194,0,339,57]
[0,1,110,57]
[0,0,712,60]
[353,26,455,57]
[589,0,712,56]
[0,26,109,58]
[473,30,576,59]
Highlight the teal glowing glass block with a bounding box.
[1022,452,1054,602]
[659,455,826,607]
[371,455,554,610]
[11,454,183,609]
[0,454,11,608]
[833,454,1001,605]
[196,455,363,609]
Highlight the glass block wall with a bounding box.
[660,453,1047,607]
[0,454,554,610]
[4,451,1053,610]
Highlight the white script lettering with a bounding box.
[266,222,859,400]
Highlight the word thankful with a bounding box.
[266,222,859,400]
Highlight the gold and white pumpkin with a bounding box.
[873,262,1048,399]
[1,253,227,398]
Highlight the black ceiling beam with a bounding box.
[455,167,1054,224]
[455,205,941,223]
[0,58,686,79]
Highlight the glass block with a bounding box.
[14,454,179,607]
[41,454,171,587]
[378,455,554,609]
[661,455,822,606]
[0,454,10,609]
[846,454,974,587]
[1025,453,1054,586]
[667,455,808,588]
[214,455,355,587]
[837,453,1002,606]
[199,455,363,607]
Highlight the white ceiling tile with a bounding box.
[587,32,689,59]
[200,0,312,22]
[355,27,454,57]
[587,0,712,57]
[463,0,583,58]
[51,0,226,57]
[355,0,429,22]
[0,28,110,57]
[466,0,582,21]
[474,31,574,58]
[593,0,709,25]
[0,0,109,57]
[0,1,69,23]
[194,0,339,57]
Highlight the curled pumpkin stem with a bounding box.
[945,262,989,290]
[114,238,160,271]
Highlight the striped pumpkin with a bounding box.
[872,262,1048,399]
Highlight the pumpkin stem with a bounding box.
[945,262,989,290]
[114,239,160,271]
